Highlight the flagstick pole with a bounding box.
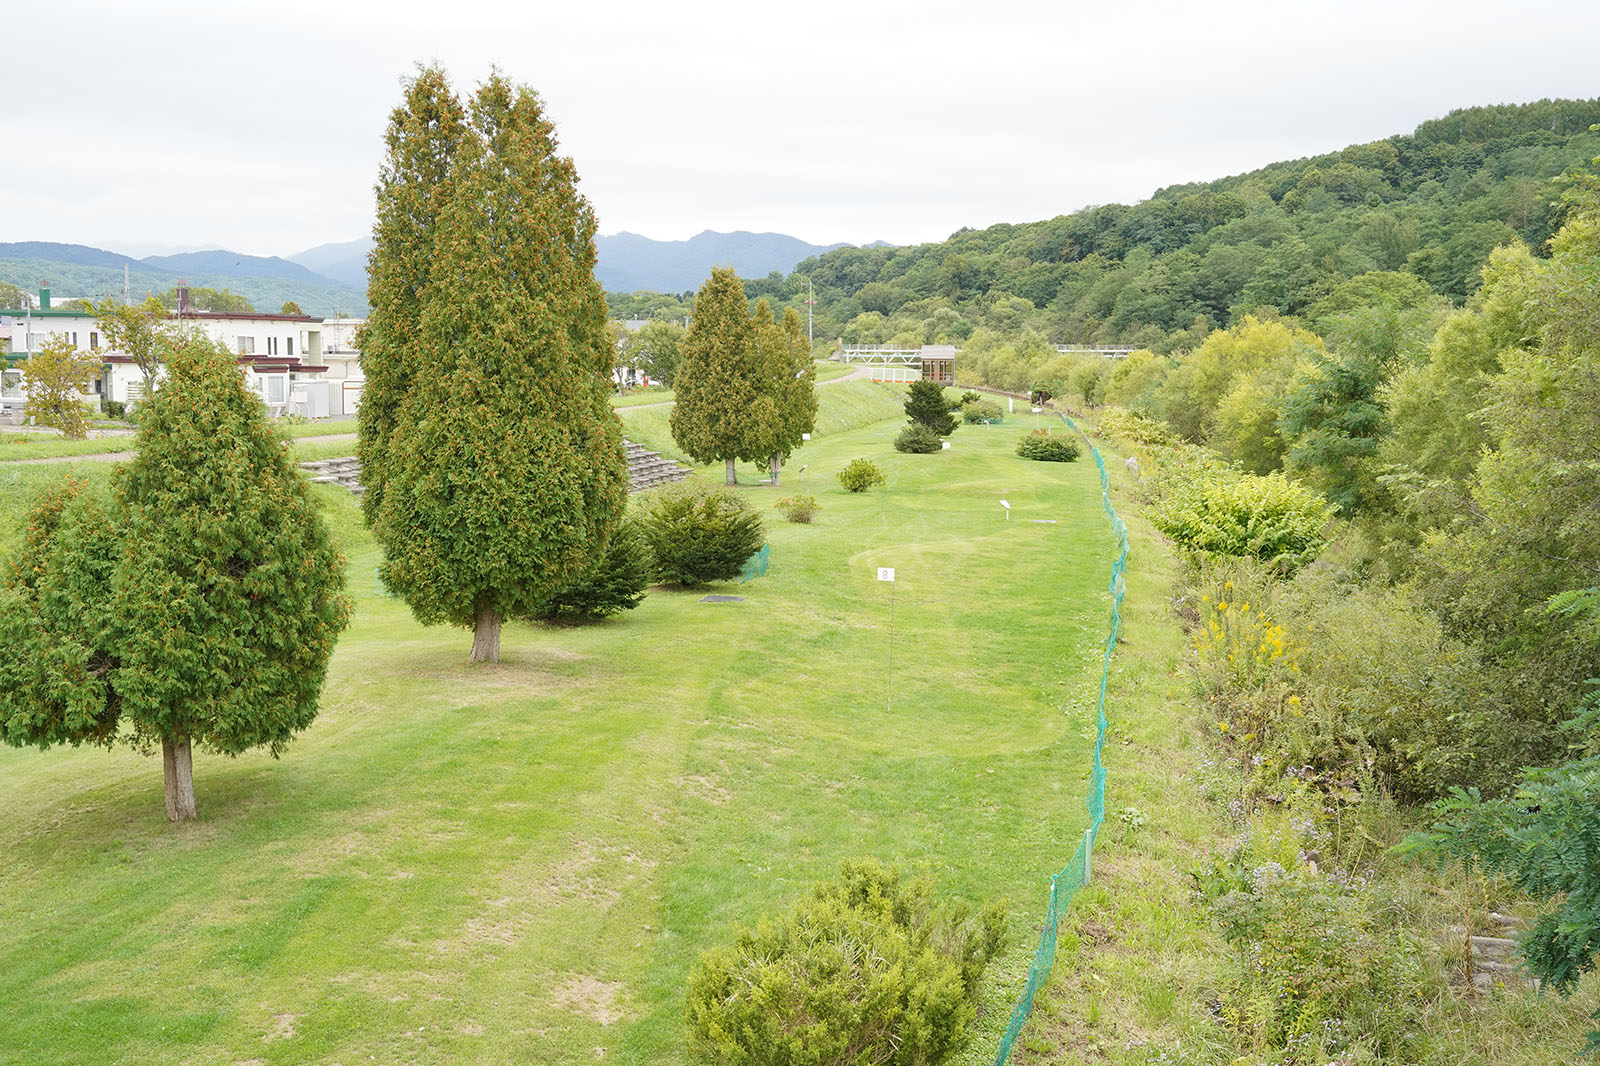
[887,579,895,712]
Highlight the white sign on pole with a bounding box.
[941,441,951,450]
[1000,499,1011,521]
[877,567,895,582]
[801,432,811,440]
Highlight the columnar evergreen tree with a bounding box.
[357,66,467,523]
[751,305,817,487]
[0,335,350,821]
[366,71,628,663]
[671,267,767,485]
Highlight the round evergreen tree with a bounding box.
[0,335,351,820]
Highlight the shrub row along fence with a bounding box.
[991,413,1129,1065]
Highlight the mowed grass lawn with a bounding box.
[0,408,1115,1065]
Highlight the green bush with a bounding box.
[774,495,819,523]
[961,398,1003,424]
[534,515,652,620]
[894,423,943,453]
[1149,469,1331,571]
[1097,407,1175,447]
[1191,560,1525,801]
[640,483,765,587]
[958,390,981,406]
[99,399,126,420]
[837,458,886,493]
[685,858,1006,1066]
[1015,428,1079,462]
[1193,818,1426,1062]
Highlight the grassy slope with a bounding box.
[0,410,1114,1065]
[1010,416,1600,1066]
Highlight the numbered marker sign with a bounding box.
[801,432,811,441]
[877,567,895,582]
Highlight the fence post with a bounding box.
[1083,828,1094,884]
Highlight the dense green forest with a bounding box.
[608,99,1600,355]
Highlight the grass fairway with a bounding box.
[0,413,1115,1065]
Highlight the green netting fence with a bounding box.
[739,543,770,582]
[991,413,1129,1065]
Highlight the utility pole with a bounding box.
[805,277,814,348]
[123,264,130,306]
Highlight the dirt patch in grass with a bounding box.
[671,773,731,804]
[550,975,626,1026]
[262,1012,297,1042]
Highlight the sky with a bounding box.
[6,0,1600,259]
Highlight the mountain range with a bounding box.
[0,231,883,316]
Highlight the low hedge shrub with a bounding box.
[837,458,886,493]
[894,423,943,453]
[686,858,1006,1066]
[1015,428,1079,462]
[639,483,765,587]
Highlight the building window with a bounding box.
[267,336,279,356]
[262,374,286,405]
[27,332,46,351]
[287,337,294,357]
[66,331,78,346]
[238,336,255,355]
[89,331,99,349]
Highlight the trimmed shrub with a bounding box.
[961,398,1003,424]
[686,858,1006,1066]
[1015,428,1079,462]
[958,390,981,405]
[774,494,819,523]
[894,423,943,453]
[640,483,765,587]
[1149,469,1331,571]
[837,458,886,493]
[534,515,652,620]
[100,399,126,420]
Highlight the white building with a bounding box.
[1,283,366,419]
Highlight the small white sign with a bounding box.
[801,432,811,441]
[877,567,895,582]
[941,441,951,450]
[1000,500,1011,509]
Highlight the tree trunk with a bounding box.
[162,735,196,821]
[471,603,502,663]
[724,457,737,486]
[769,455,781,487]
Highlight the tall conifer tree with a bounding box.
[367,72,628,662]
[358,67,467,523]
[762,305,817,486]
[671,267,769,485]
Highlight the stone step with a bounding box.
[299,441,691,499]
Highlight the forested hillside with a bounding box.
[687,99,1600,351]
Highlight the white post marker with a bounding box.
[801,432,810,441]
[878,567,896,711]
[1000,499,1011,521]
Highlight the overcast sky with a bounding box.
[6,0,1599,259]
